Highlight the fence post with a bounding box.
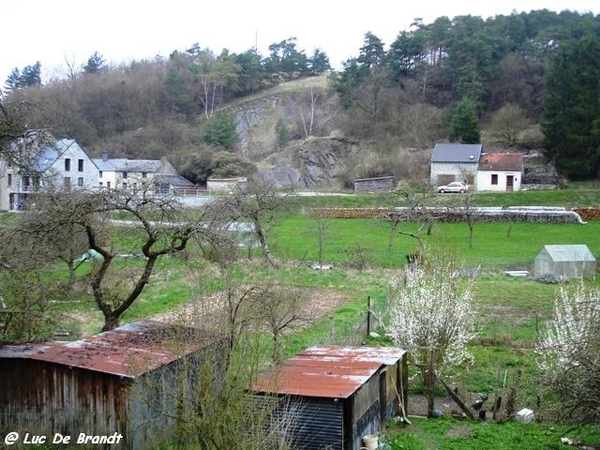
[366,295,372,337]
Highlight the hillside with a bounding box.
[224,75,359,189]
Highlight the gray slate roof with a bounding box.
[431,143,483,163]
[34,139,92,171]
[92,158,163,173]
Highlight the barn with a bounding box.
[353,176,395,193]
[250,345,408,450]
[0,320,226,449]
[534,244,597,279]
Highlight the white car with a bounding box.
[437,181,468,193]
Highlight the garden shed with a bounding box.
[353,176,395,193]
[0,320,227,449]
[534,244,597,279]
[250,345,408,450]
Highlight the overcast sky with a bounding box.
[1,0,598,84]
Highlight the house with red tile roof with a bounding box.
[476,152,524,191]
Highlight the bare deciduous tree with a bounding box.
[22,185,205,331]
[248,283,310,365]
[213,179,289,268]
[0,222,66,341]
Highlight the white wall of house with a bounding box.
[0,140,97,211]
[98,169,156,190]
[476,170,522,192]
[45,144,98,191]
[430,163,479,187]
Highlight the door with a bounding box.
[506,175,514,192]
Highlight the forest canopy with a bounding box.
[2,9,600,181]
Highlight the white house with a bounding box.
[92,153,194,194]
[0,134,98,211]
[476,153,524,192]
[430,143,483,189]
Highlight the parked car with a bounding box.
[437,181,468,193]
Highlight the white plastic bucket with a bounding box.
[362,434,378,450]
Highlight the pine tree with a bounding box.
[203,111,239,149]
[542,35,600,179]
[450,98,481,143]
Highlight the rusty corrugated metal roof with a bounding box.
[0,321,220,378]
[251,345,406,399]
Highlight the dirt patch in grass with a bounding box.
[445,426,473,438]
[148,287,354,328]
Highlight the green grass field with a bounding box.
[32,188,600,449]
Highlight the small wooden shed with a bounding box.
[0,321,226,449]
[353,176,395,193]
[534,244,597,279]
[250,345,408,450]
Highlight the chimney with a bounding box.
[101,151,109,162]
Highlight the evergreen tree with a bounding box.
[203,110,239,149]
[542,35,600,179]
[308,48,331,75]
[20,62,42,87]
[4,68,22,92]
[275,118,290,149]
[450,98,481,143]
[83,51,106,74]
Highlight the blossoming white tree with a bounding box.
[536,281,600,425]
[386,256,478,416]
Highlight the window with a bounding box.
[122,171,128,179]
[142,172,147,179]
[107,181,111,189]
[99,170,103,178]
[491,174,498,185]
[78,159,84,172]
[123,182,128,189]
[7,174,11,187]
[64,158,71,171]
[63,177,71,190]
[77,177,84,187]
[99,182,103,187]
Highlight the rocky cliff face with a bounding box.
[229,75,355,189]
[258,136,355,189]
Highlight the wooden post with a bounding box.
[329,315,335,344]
[428,348,435,417]
[366,295,372,337]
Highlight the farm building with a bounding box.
[0,320,227,449]
[250,345,408,450]
[206,176,248,192]
[476,153,524,192]
[430,143,483,188]
[534,244,597,279]
[353,176,395,193]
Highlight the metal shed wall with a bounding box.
[0,359,130,447]
[269,396,344,450]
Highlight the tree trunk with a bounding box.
[272,332,282,365]
[102,312,120,332]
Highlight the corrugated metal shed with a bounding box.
[250,345,407,450]
[0,321,226,449]
[252,345,405,399]
[0,320,210,378]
